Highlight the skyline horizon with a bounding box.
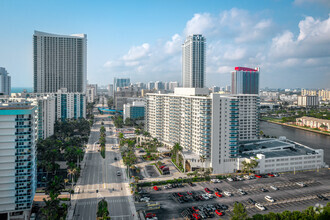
[1,0,329,89]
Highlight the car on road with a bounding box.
[215,209,224,216]
[215,192,223,197]
[204,188,212,193]
[227,177,234,182]
[238,189,247,195]
[224,191,232,197]
[270,185,279,190]
[296,182,306,187]
[265,195,275,202]
[317,194,328,200]
[247,198,256,205]
[116,171,121,176]
[255,203,266,211]
[140,197,150,202]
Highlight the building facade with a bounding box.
[296,116,329,130]
[182,35,205,88]
[0,103,37,220]
[33,31,87,93]
[0,67,11,95]
[123,101,145,121]
[145,88,260,173]
[86,84,97,103]
[55,89,86,121]
[113,78,130,92]
[231,67,260,95]
[297,95,319,107]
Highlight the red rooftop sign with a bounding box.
[235,67,258,72]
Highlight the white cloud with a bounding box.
[184,13,214,36]
[122,43,150,61]
[223,48,247,61]
[164,34,182,54]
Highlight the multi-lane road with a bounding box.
[72,104,137,220]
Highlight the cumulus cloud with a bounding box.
[103,10,330,88]
[122,43,150,61]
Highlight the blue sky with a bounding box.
[0,0,329,89]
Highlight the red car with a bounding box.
[153,186,159,191]
[215,192,223,197]
[192,206,199,212]
[215,209,224,216]
[192,213,201,220]
[268,173,274,177]
[187,191,193,195]
[177,193,183,197]
[204,188,211,193]
[255,174,262,178]
[145,213,156,218]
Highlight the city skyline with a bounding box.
[1,0,329,89]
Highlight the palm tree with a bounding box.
[172,143,183,165]
[200,155,206,172]
[67,168,77,199]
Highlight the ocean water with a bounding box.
[11,87,33,93]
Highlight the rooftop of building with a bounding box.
[239,138,320,159]
[34,30,86,38]
[234,67,259,72]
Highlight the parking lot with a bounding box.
[136,169,330,219]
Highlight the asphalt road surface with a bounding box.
[73,105,136,220]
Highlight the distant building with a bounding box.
[182,34,205,88]
[0,102,37,219]
[296,116,329,130]
[113,77,130,93]
[33,31,87,93]
[147,81,155,90]
[123,101,145,121]
[169,81,179,91]
[154,81,164,90]
[225,85,231,93]
[231,67,259,94]
[0,67,11,95]
[107,84,113,97]
[86,84,97,103]
[302,89,330,101]
[114,87,141,110]
[211,86,220,93]
[297,95,319,107]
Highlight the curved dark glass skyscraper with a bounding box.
[231,67,260,94]
[33,31,87,93]
[182,34,205,88]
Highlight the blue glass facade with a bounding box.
[130,106,145,119]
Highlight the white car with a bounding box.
[227,177,234,182]
[265,195,275,202]
[224,191,232,197]
[238,189,247,195]
[270,185,279,190]
[237,176,244,181]
[206,193,214,199]
[140,197,150,202]
[296,182,306,187]
[202,194,210,200]
[211,179,222,183]
[255,203,266,210]
[244,175,250,180]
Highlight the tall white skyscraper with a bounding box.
[182,34,205,88]
[33,31,87,93]
[0,67,11,95]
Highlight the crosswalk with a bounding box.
[76,198,130,206]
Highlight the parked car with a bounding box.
[238,189,247,195]
[201,194,210,200]
[260,188,267,192]
[273,173,279,177]
[317,194,328,200]
[211,179,222,183]
[247,198,256,205]
[255,203,266,211]
[224,191,232,197]
[188,182,194,187]
[140,197,150,202]
[117,171,121,176]
[206,193,214,199]
[215,210,224,216]
[270,185,279,190]
[215,192,223,197]
[265,195,275,202]
[145,213,156,218]
[244,175,250,180]
[204,188,212,193]
[267,173,275,177]
[296,182,306,187]
[214,187,221,192]
[237,176,244,181]
[255,174,262,178]
[177,193,183,197]
[187,191,193,195]
[192,213,201,220]
[153,186,159,191]
[192,206,199,212]
[227,177,234,182]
